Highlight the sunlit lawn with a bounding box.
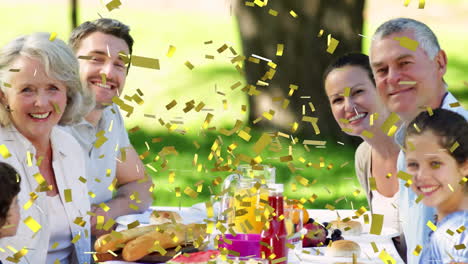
[1,1,467,209]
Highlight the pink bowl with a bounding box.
[218,233,261,258]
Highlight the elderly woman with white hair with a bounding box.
[0,33,94,264]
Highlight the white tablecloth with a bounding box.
[102,206,405,264]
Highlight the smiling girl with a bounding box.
[405,108,467,263]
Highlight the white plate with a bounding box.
[115,207,209,231]
[343,227,400,241]
[301,237,404,264]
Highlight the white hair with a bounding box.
[0,32,94,126]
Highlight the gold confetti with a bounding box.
[404,0,411,6]
[449,102,461,108]
[380,112,400,135]
[253,133,272,155]
[353,189,361,196]
[195,102,205,112]
[446,229,455,236]
[0,144,12,158]
[454,244,466,250]
[24,216,41,233]
[413,245,423,256]
[112,96,134,117]
[449,141,459,152]
[302,140,326,146]
[106,0,121,11]
[238,130,252,142]
[99,202,110,212]
[343,87,351,97]
[394,36,419,51]
[289,10,298,18]
[184,186,198,198]
[64,189,72,203]
[217,44,229,53]
[371,242,379,253]
[288,84,299,96]
[418,0,425,8]
[131,55,160,70]
[318,29,324,37]
[268,9,278,16]
[127,220,140,229]
[378,249,396,264]
[415,194,424,203]
[427,220,437,231]
[184,61,195,70]
[326,35,339,54]
[361,130,374,139]
[49,32,57,41]
[262,110,275,120]
[202,113,214,129]
[167,45,176,57]
[370,214,384,235]
[71,233,81,243]
[166,100,177,110]
[276,44,284,56]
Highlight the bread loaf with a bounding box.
[94,225,158,253]
[325,240,361,257]
[122,223,207,261]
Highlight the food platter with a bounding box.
[94,245,199,263]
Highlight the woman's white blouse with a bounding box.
[0,125,91,264]
[46,195,73,264]
[371,189,401,233]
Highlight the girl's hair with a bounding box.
[0,162,21,227]
[406,108,467,165]
[323,52,375,87]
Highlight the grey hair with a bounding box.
[0,32,95,126]
[373,18,441,59]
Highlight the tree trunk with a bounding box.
[71,0,78,30]
[235,0,364,146]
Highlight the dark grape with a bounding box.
[324,238,331,246]
[307,218,315,224]
[331,229,343,241]
[332,229,342,237]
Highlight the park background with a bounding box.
[1,0,467,209]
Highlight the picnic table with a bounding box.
[102,205,405,264]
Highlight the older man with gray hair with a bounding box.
[369,17,468,263]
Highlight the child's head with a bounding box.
[405,109,468,211]
[0,162,21,237]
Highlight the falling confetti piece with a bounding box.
[49,32,57,41]
[106,0,122,11]
[394,36,419,51]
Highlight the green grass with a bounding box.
[1,1,466,210]
[129,129,366,209]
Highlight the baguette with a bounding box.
[122,223,207,261]
[94,224,158,253]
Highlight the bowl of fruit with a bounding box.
[302,218,344,248]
